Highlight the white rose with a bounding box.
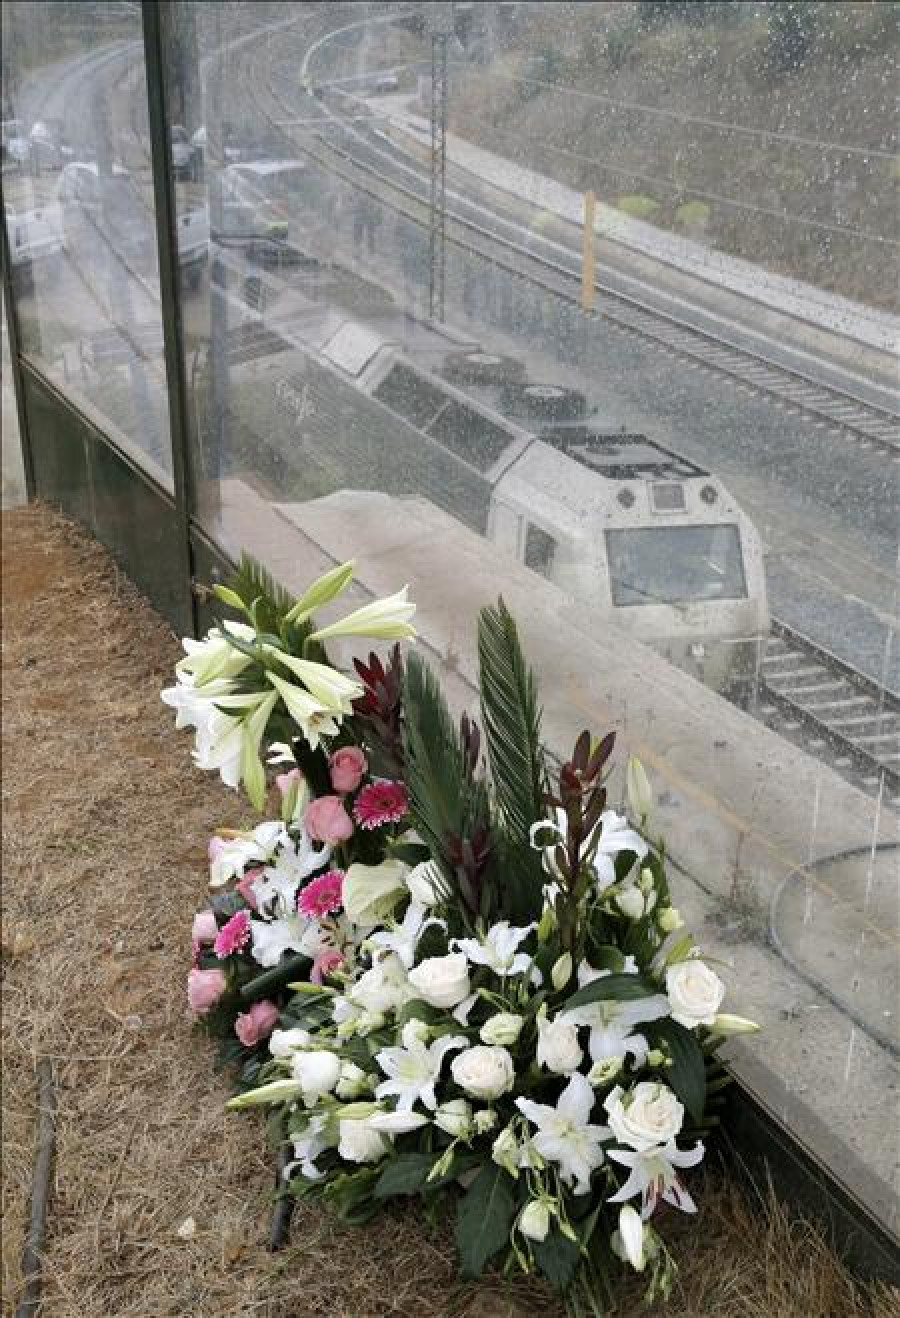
[451,1045,515,1100]
[480,1012,524,1046]
[290,1050,342,1102]
[336,1061,370,1099]
[666,960,725,1029]
[519,1200,550,1242]
[408,953,471,1009]
[338,1118,390,1164]
[605,1082,684,1152]
[536,1011,582,1075]
[434,1098,472,1138]
[268,1027,311,1057]
[406,860,444,907]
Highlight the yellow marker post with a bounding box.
[582,189,596,312]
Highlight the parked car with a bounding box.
[170,124,197,180]
[29,118,75,172]
[5,201,64,292]
[1,118,30,166]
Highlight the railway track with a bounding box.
[255,39,900,460]
[233,35,900,804]
[758,620,899,806]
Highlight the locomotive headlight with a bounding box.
[690,643,707,660]
[700,484,718,505]
[617,488,635,508]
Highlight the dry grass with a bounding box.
[1,502,897,1317]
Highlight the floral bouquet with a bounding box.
[217,595,757,1312]
[162,557,424,1077]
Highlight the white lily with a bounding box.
[374,1021,467,1112]
[453,921,536,977]
[560,994,670,1060]
[208,820,287,889]
[308,586,416,643]
[367,901,446,970]
[608,1139,705,1218]
[161,674,235,731]
[252,832,334,917]
[345,954,412,1015]
[266,672,341,749]
[250,913,319,968]
[284,559,356,625]
[264,650,364,714]
[516,1072,611,1195]
[592,810,648,889]
[175,622,256,686]
[366,1108,431,1134]
[288,1113,332,1180]
[266,741,297,765]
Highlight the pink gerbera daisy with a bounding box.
[297,869,344,920]
[353,780,409,830]
[214,909,251,958]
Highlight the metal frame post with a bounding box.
[140,0,198,635]
[0,171,37,501]
[428,32,448,322]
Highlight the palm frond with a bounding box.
[477,599,548,919]
[227,552,296,632]
[402,653,492,920]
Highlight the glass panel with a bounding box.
[162,0,899,1234]
[1,0,173,488]
[1,282,26,507]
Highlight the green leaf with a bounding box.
[226,552,297,633]
[650,1017,706,1123]
[532,1227,581,1290]
[374,1153,442,1198]
[455,1163,516,1279]
[477,600,548,921]
[240,954,312,1001]
[564,973,660,1011]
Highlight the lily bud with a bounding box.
[626,756,652,819]
[657,906,684,933]
[712,1013,760,1036]
[551,952,573,991]
[537,905,556,943]
[618,1205,646,1272]
[519,1200,550,1242]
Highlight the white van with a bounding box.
[5,201,63,268]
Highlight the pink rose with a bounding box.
[187,966,226,1015]
[329,747,368,794]
[311,946,345,985]
[234,999,280,1047]
[192,910,219,944]
[276,767,303,796]
[236,867,262,910]
[304,795,354,844]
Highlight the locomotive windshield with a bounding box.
[606,525,747,607]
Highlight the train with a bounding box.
[216,279,769,700]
